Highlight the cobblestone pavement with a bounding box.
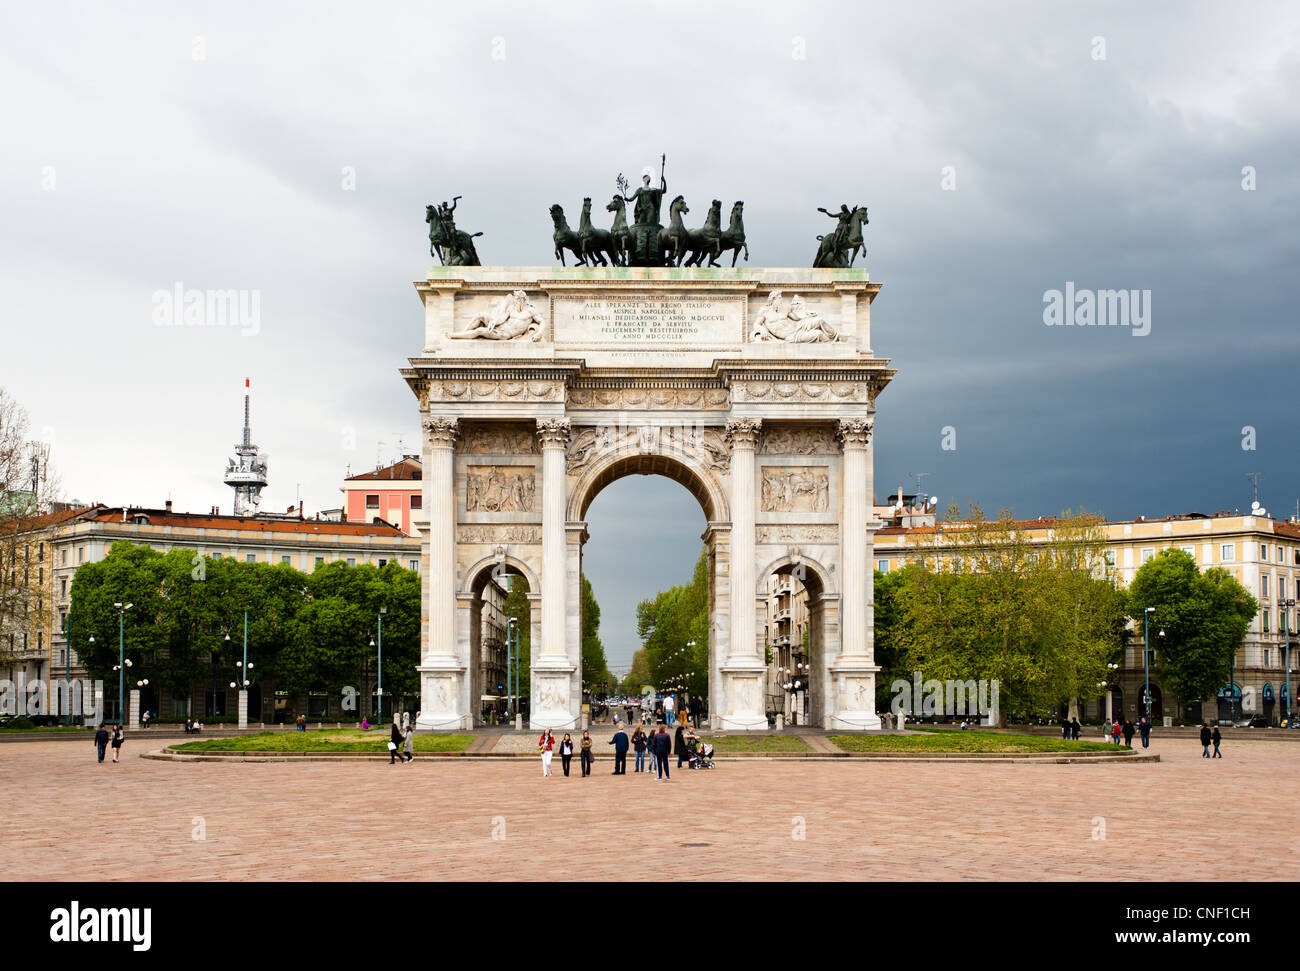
[4,737,1296,881]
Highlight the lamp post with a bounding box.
[229,612,253,728]
[1283,598,1295,726]
[1103,662,1119,722]
[112,602,132,721]
[373,606,387,722]
[61,615,71,726]
[507,617,519,719]
[1141,607,1156,722]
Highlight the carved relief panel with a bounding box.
[760,466,830,512]
[466,466,536,512]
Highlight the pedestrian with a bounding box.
[631,725,648,773]
[93,723,109,763]
[1111,720,1122,745]
[689,694,702,729]
[559,733,574,776]
[388,720,404,764]
[1212,725,1223,758]
[1122,719,1134,748]
[609,725,629,774]
[1138,715,1150,748]
[1070,717,1081,741]
[580,730,594,777]
[1062,718,1070,740]
[653,724,671,781]
[674,725,689,769]
[110,723,124,763]
[1200,723,1212,757]
[538,728,555,777]
[664,693,675,727]
[296,714,306,733]
[402,724,414,763]
[141,710,150,729]
[1102,718,1111,741]
[361,717,370,730]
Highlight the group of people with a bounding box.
[1094,716,1152,748]
[1200,724,1224,758]
[620,693,702,728]
[538,723,703,781]
[388,720,415,764]
[92,724,125,763]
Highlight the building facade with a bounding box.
[341,457,424,536]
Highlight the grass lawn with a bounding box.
[829,728,1120,754]
[706,734,810,753]
[172,730,474,753]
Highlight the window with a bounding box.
[410,494,422,509]
[346,557,357,567]
[878,558,891,574]
[280,555,291,565]
[1264,648,1271,667]
[1221,544,1235,562]
[60,649,66,665]
[1261,543,1269,561]
[408,559,419,571]
[1180,546,1194,557]
[59,578,67,598]
[365,494,379,508]
[1281,576,1289,600]
[77,547,84,563]
[60,549,68,565]
[377,558,388,569]
[1261,574,1270,598]
[245,553,257,563]
[1103,550,1116,566]
[315,557,325,568]
[1262,609,1270,633]
[1141,548,1155,564]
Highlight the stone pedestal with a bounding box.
[238,689,248,730]
[128,689,140,731]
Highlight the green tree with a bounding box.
[1126,549,1256,710]
[580,574,612,693]
[502,576,532,701]
[636,546,709,699]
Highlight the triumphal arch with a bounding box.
[404,265,894,731]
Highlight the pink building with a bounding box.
[342,456,422,536]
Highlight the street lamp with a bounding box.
[1141,607,1158,722]
[507,617,520,719]
[1283,598,1296,727]
[112,602,133,721]
[374,607,387,722]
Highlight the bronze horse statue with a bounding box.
[717,201,748,267]
[578,197,621,266]
[681,199,724,267]
[812,205,868,268]
[606,195,631,265]
[657,195,691,266]
[426,203,482,266]
[550,204,586,266]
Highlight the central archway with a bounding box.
[568,443,729,728]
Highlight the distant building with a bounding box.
[341,456,423,536]
[762,572,811,724]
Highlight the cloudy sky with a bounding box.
[2,1,1297,669]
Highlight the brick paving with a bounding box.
[3,737,1297,881]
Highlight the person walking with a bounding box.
[141,710,151,729]
[631,725,648,773]
[110,723,124,763]
[664,693,675,727]
[609,725,629,774]
[1211,725,1223,758]
[1070,717,1081,741]
[1061,718,1070,740]
[539,728,555,776]
[653,725,671,781]
[1122,718,1135,748]
[1111,720,1122,745]
[1138,715,1150,748]
[1102,718,1112,741]
[402,724,415,763]
[559,733,574,776]
[689,694,702,729]
[388,720,404,764]
[94,723,109,763]
[1200,723,1212,757]
[674,725,688,769]
[579,730,594,777]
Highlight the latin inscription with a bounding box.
[553,296,741,344]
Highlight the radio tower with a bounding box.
[223,378,268,516]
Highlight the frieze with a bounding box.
[566,387,730,409]
[761,466,830,512]
[435,379,562,402]
[758,424,838,455]
[456,525,542,544]
[466,466,536,512]
[734,381,868,403]
[460,423,539,455]
[756,524,839,543]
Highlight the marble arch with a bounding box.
[403,266,895,731]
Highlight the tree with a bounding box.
[636,546,709,699]
[502,575,531,701]
[872,566,910,707]
[620,647,651,694]
[1126,549,1257,710]
[580,574,612,693]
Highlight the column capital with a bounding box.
[725,417,762,452]
[536,417,572,450]
[422,416,460,448]
[836,417,873,450]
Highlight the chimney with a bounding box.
[165,499,173,514]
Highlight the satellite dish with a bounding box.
[929,496,938,506]
[1251,500,1261,511]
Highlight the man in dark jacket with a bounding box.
[608,726,629,775]
[1122,719,1135,747]
[1211,726,1223,758]
[93,724,109,763]
[389,721,404,764]
[689,695,702,729]
[653,726,671,781]
[1200,724,1212,757]
[1138,715,1151,748]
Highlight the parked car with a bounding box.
[1232,715,1269,728]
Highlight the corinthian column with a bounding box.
[417,416,464,730]
[831,417,881,729]
[720,417,766,729]
[533,417,577,730]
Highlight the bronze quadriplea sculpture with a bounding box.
[812,204,868,268]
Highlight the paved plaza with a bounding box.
[4,737,1297,881]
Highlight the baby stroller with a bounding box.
[687,738,715,770]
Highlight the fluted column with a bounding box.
[830,417,881,729]
[533,417,577,730]
[417,416,464,730]
[720,418,766,729]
